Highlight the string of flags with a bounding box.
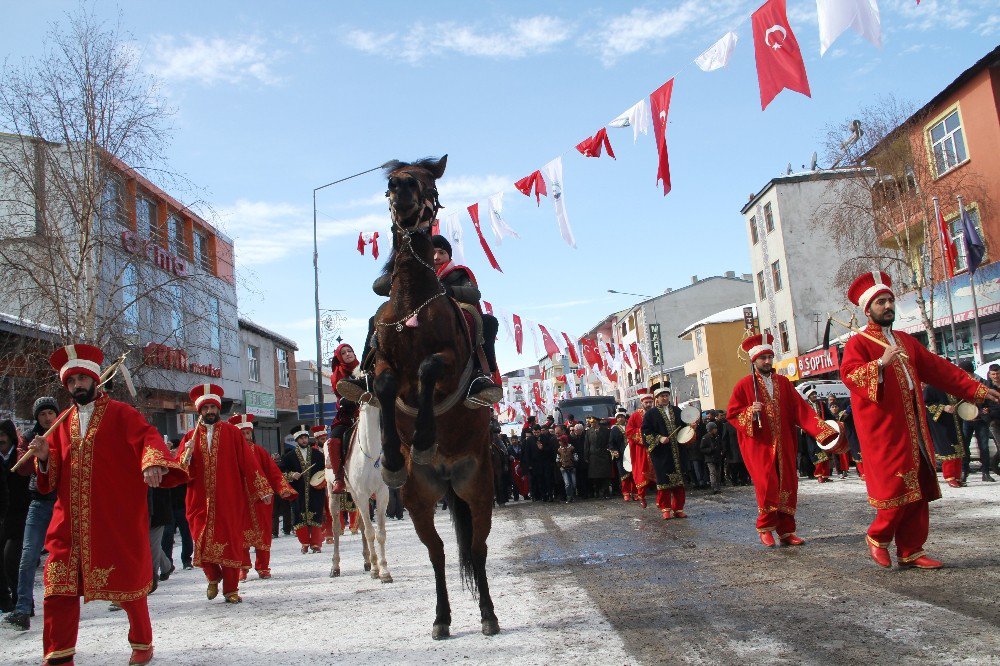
[353,0,890,276]
[356,231,379,259]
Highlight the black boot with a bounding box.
[983,472,996,482]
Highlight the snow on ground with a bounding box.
[3,506,632,665]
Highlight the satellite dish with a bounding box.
[786,163,793,175]
[810,152,818,170]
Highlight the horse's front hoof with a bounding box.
[380,573,393,584]
[481,619,500,636]
[410,443,437,466]
[363,562,372,572]
[370,569,380,580]
[329,567,340,578]
[380,458,408,488]
[432,624,450,640]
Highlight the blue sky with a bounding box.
[4,1,998,373]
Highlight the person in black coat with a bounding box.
[716,413,747,485]
[923,384,966,488]
[0,419,28,613]
[641,389,689,519]
[700,422,726,493]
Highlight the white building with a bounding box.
[740,170,865,359]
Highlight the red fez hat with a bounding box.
[741,332,774,362]
[848,271,893,312]
[638,389,654,402]
[228,413,254,430]
[189,383,224,410]
[311,425,328,437]
[49,344,104,384]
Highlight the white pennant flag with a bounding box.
[609,98,650,143]
[441,213,466,265]
[529,321,541,359]
[495,306,515,342]
[487,192,519,244]
[567,374,578,399]
[541,157,576,249]
[695,31,738,72]
[817,0,881,56]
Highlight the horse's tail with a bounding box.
[446,486,478,599]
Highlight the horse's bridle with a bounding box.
[386,171,442,274]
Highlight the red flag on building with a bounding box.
[629,342,641,368]
[752,0,811,110]
[538,324,561,360]
[576,128,616,159]
[467,203,502,272]
[938,205,957,277]
[561,332,580,365]
[619,342,633,368]
[513,314,524,354]
[649,78,675,196]
[514,170,547,205]
[532,381,543,408]
[581,338,604,371]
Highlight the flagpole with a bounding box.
[958,195,984,364]
[933,196,960,362]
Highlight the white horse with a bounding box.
[327,403,393,582]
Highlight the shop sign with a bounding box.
[121,230,188,277]
[244,390,276,419]
[143,342,221,378]
[743,306,758,332]
[774,356,799,380]
[798,347,840,379]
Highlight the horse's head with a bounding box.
[384,155,447,231]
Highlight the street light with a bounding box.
[607,289,653,299]
[312,162,391,427]
[608,289,663,393]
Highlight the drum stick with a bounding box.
[828,315,909,360]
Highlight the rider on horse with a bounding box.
[328,343,360,494]
[339,235,503,408]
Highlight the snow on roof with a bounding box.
[0,311,60,336]
[678,303,755,338]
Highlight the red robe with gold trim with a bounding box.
[840,322,985,509]
[35,394,188,602]
[246,442,297,551]
[625,409,653,491]
[727,373,836,519]
[179,421,269,569]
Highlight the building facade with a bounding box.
[679,304,756,411]
[295,359,336,427]
[237,318,298,454]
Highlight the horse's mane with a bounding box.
[382,157,442,177]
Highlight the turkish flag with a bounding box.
[649,78,674,196]
[752,0,811,110]
[938,206,957,277]
[532,382,543,408]
[357,232,365,255]
[581,338,603,371]
[483,300,494,316]
[561,332,580,365]
[513,314,524,354]
[538,324,561,360]
[619,342,633,368]
[629,342,642,368]
[467,203,502,272]
[576,128,616,159]
[514,170,547,205]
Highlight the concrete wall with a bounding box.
[683,320,750,411]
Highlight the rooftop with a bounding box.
[238,317,299,350]
[678,303,756,338]
[740,168,870,215]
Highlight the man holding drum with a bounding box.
[727,333,838,548]
[280,424,328,554]
[840,271,1000,569]
[641,387,692,520]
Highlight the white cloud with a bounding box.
[342,15,571,63]
[590,1,744,66]
[337,174,512,211]
[146,34,281,86]
[218,199,388,265]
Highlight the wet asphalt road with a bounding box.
[502,477,1000,665]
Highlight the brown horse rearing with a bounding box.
[373,155,499,639]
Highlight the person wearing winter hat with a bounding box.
[3,398,60,630]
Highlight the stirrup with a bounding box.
[336,376,381,408]
[464,375,503,409]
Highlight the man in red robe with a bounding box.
[727,333,837,548]
[179,384,271,603]
[229,414,296,580]
[840,272,997,569]
[625,391,655,507]
[28,344,187,666]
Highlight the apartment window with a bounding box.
[929,109,967,176]
[950,208,985,272]
[136,196,161,244]
[122,264,139,338]
[101,177,125,225]
[620,322,627,337]
[170,215,189,257]
[778,321,790,353]
[195,231,212,272]
[771,260,783,292]
[208,296,220,351]
[764,202,775,232]
[749,216,759,245]
[247,345,260,382]
[170,283,184,343]
[694,328,704,356]
[698,369,711,396]
[277,348,290,387]
[627,315,635,332]
[756,271,766,300]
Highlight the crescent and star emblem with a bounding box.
[765,24,787,50]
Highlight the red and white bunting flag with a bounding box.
[538,324,561,360]
[817,0,882,56]
[357,232,365,255]
[695,31,738,72]
[609,98,650,143]
[650,78,675,196]
[542,157,577,249]
[467,203,502,272]
[752,0,811,110]
[532,382,543,409]
[487,192,519,244]
[561,332,580,365]
[619,342,633,368]
[629,342,642,368]
[483,301,494,316]
[514,170,547,205]
[581,338,604,372]
[357,231,379,259]
[576,128,616,159]
[512,313,524,354]
[529,322,542,359]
